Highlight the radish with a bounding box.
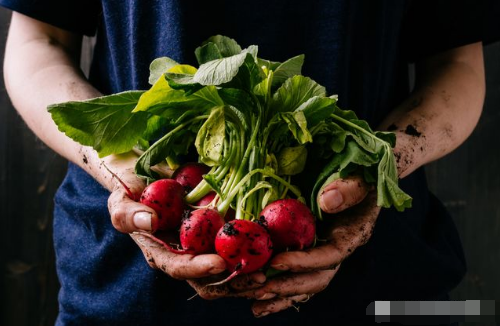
[210,220,273,285]
[136,208,223,255]
[259,198,316,251]
[179,208,224,254]
[223,208,236,222]
[195,191,235,222]
[140,179,185,231]
[194,191,217,207]
[173,162,210,192]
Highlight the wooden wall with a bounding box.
[0,7,499,326]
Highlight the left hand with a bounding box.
[234,176,380,317]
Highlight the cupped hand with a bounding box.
[234,176,380,317]
[105,161,226,280]
[131,231,227,279]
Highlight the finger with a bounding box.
[186,272,266,300]
[252,294,311,318]
[108,187,159,233]
[271,192,380,272]
[327,190,381,247]
[270,243,343,272]
[187,277,232,300]
[318,175,369,214]
[131,232,226,279]
[236,270,336,299]
[230,272,267,291]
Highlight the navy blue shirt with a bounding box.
[1,0,499,325]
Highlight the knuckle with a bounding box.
[110,206,128,231]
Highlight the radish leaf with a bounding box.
[48,91,147,157]
[271,54,305,88]
[271,75,326,113]
[148,57,179,85]
[195,106,226,166]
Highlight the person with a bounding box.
[1,0,499,325]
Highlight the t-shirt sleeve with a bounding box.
[401,0,500,62]
[0,0,101,36]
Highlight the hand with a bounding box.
[105,155,226,280]
[131,231,226,279]
[234,176,380,317]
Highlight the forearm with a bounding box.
[379,42,485,178]
[3,13,136,192]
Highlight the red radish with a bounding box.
[223,208,236,222]
[136,208,224,255]
[259,198,316,251]
[194,191,217,206]
[140,179,185,231]
[210,220,273,286]
[180,208,224,254]
[195,192,235,222]
[173,162,210,192]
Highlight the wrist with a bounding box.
[77,147,144,193]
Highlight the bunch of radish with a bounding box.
[136,161,316,284]
[49,35,411,284]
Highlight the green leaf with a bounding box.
[48,91,147,157]
[338,141,379,170]
[194,52,247,86]
[277,145,308,175]
[135,120,202,180]
[327,123,348,153]
[195,42,223,65]
[280,111,313,144]
[193,46,258,86]
[202,35,242,58]
[330,110,385,154]
[271,54,304,88]
[133,75,190,113]
[257,58,281,71]
[195,106,226,166]
[155,86,223,124]
[218,88,254,116]
[193,86,225,107]
[295,96,337,128]
[253,77,269,97]
[165,65,202,94]
[271,75,326,113]
[220,53,264,93]
[148,57,179,85]
[142,115,168,141]
[374,131,397,148]
[376,148,412,211]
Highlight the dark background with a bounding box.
[1,7,499,326]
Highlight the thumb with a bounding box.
[108,187,159,233]
[318,175,369,214]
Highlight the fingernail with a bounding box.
[270,263,289,271]
[252,273,266,284]
[133,212,152,231]
[209,267,225,275]
[320,189,344,211]
[257,293,276,300]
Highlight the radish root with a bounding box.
[134,231,195,255]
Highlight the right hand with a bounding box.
[106,160,226,280]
